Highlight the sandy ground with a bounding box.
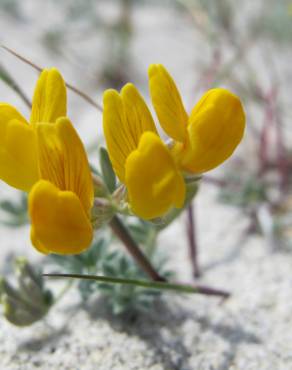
[0,1,292,369]
[1,185,292,370]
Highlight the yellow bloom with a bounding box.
[29,118,94,254]
[0,68,93,254]
[0,68,66,191]
[103,83,185,220]
[149,64,245,173]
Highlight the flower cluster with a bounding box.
[0,64,245,255]
[103,64,245,219]
[0,69,93,254]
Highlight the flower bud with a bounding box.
[91,198,116,228]
[0,259,53,326]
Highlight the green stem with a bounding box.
[44,273,230,298]
[53,279,74,305]
[0,62,31,108]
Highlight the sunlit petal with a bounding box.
[35,117,94,215]
[30,68,66,124]
[177,88,245,173]
[29,180,93,255]
[125,132,185,220]
[0,104,38,190]
[103,83,157,182]
[148,64,188,142]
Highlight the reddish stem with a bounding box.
[186,203,200,278]
[109,216,165,282]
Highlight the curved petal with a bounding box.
[30,68,67,124]
[35,118,94,215]
[177,88,245,173]
[0,103,27,127]
[103,83,157,183]
[148,64,188,142]
[125,132,185,220]
[29,180,93,255]
[0,104,38,190]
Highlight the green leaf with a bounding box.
[99,147,116,193]
[1,258,53,326]
[0,193,29,227]
[43,273,213,295]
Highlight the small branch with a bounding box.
[53,279,74,305]
[44,273,230,299]
[65,82,103,113]
[186,203,200,278]
[274,93,289,192]
[1,45,103,112]
[0,62,31,108]
[108,215,230,299]
[203,175,227,188]
[109,215,166,282]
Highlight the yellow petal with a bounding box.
[0,104,38,191]
[125,132,185,220]
[35,117,93,214]
[148,64,188,142]
[103,83,157,182]
[29,180,93,255]
[30,68,67,124]
[177,88,245,173]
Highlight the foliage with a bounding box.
[0,258,53,326]
[49,226,171,315]
[0,192,29,227]
[218,174,267,209]
[258,1,292,44]
[0,0,22,19]
[99,147,117,194]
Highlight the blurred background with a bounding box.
[0,1,292,369]
[1,0,292,268]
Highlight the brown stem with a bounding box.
[274,93,289,192]
[109,216,230,299]
[186,203,200,278]
[189,283,230,299]
[1,45,103,112]
[203,175,227,188]
[109,216,166,282]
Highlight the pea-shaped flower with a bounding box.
[149,64,245,173]
[103,84,185,220]
[29,118,94,254]
[0,69,94,254]
[0,68,66,190]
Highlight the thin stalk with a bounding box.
[44,273,230,299]
[186,203,200,278]
[0,62,31,108]
[203,175,227,188]
[274,94,289,192]
[108,216,230,298]
[258,87,276,175]
[53,279,74,305]
[109,215,166,282]
[1,45,103,112]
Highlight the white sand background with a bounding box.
[0,1,292,369]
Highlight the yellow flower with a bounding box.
[29,118,94,254]
[0,68,93,254]
[148,64,245,173]
[103,83,185,220]
[0,68,66,191]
